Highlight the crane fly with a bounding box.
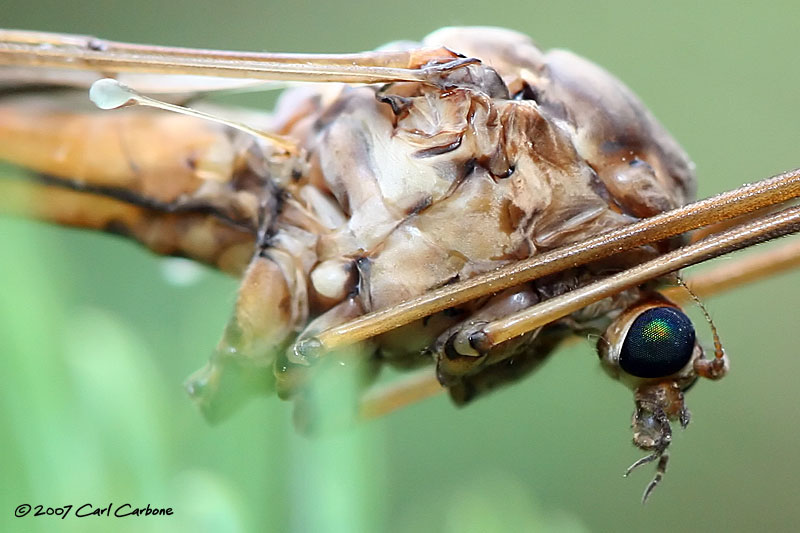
[1,27,799,503]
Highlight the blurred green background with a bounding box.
[1,1,799,532]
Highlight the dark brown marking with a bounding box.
[30,172,255,233]
[413,137,462,158]
[512,81,540,102]
[377,93,412,117]
[406,195,433,215]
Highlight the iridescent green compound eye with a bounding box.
[619,307,695,378]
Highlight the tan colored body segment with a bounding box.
[0,179,255,274]
[0,97,270,273]
[0,100,234,198]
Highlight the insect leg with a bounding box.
[356,328,565,419]
[283,298,383,434]
[359,367,443,419]
[186,252,300,422]
[355,289,570,418]
[0,30,471,85]
[662,237,800,301]
[275,297,368,399]
[428,287,568,404]
[354,211,800,418]
[450,206,800,356]
[296,170,800,357]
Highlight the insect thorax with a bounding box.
[211,27,697,405]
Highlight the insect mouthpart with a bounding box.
[598,297,713,502]
[625,380,692,503]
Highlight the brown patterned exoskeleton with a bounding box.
[1,27,799,502]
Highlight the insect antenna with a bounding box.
[674,274,725,360]
[587,332,612,352]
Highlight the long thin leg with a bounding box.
[0,29,467,85]
[663,237,800,301]
[468,205,800,354]
[298,170,800,358]
[359,368,444,419]
[357,218,800,418]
